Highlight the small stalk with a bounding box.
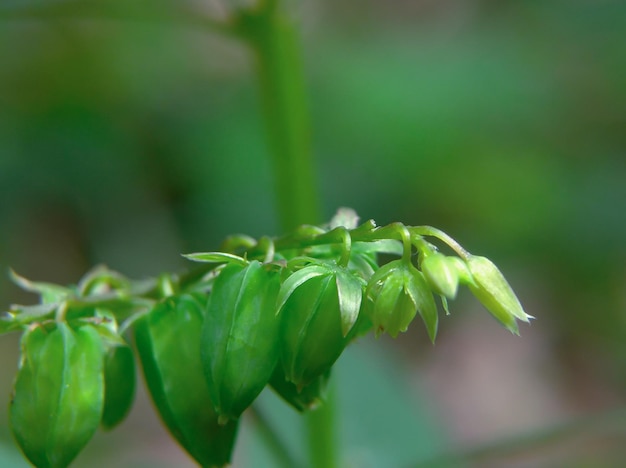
[305,383,339,468]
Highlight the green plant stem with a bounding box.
[248,405,301,468]
[305,383,339,468]
[236,4,336,468]
[236,2,321,231]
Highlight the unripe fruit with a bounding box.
[135,294,237,467]
[10,322,104,468]
[202,261,282,422]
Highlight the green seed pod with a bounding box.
[101,343,136,430]
[365,260,438,340]
[10,322,105,468]
[135,294,237,468]
[202,261,281,423]
[279,269,359,389]
[421,253,459,299]
[269,365,330,412]
[466,255,532,335]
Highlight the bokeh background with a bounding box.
[1,0,625,466]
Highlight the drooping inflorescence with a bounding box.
[1,208,531,467]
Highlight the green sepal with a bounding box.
[182,252,248,266]
[135,294,238,467]
[406,267,438,343]
[10,322,105,468]
[101,343,136,430]
[466,255,532,335]
[1,304,57,334]
[202,261,282,422]
[9,270,72,304]
[276,264,331,314]
[335,268,363,337]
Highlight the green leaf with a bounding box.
[335,269,363,337]
[182,252,248,266]
[276,265,331,314]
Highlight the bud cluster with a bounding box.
[1,208,532,467]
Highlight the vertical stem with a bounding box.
[237,1,321,231]
[305,382,339,468]
[236,3,337,467]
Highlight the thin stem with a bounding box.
[411,226,470,259]
[247,405,302,468]
[395,223,412,264]
[237,3,321,231]
[338,228,352,267]
[305,383,339,468]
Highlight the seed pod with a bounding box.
[365,260,438,340]
[101,343,136,430]
[10,322,105,468]
[135,294,237,467]
[279,269,360,389]
[202,261,281,423]
[269,365,330,412]
[466,255,532,334]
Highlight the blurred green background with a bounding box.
[1,0,625,466]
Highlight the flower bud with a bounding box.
[278,265,361,388]
[466,255,532,334]
[421,253,459,299]
[10,322,105,468]
[135,294,238,467]
[202,261,281,422]
[365,260,438,341]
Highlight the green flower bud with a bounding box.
[135,294,238,467]
[365,260,438,341]
[278,264,362,388]
[466,255,532,334]
[421,253,459,299]
[202,261,281,422]
[10,322,105,468]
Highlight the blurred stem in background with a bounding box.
[237,0,321,231]
[236,1,334,467]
